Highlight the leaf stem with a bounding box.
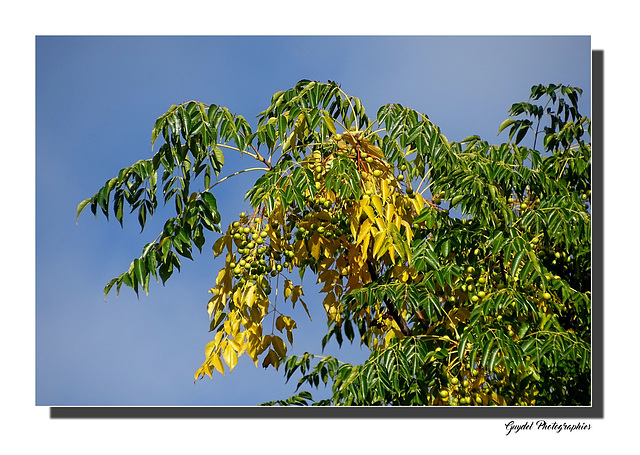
[337,87,359,132]
[207,167,270,191]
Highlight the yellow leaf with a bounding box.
[322,110,336,134]
[260,334,273,351]
[310,235,321,261]
[245,284,257,307]
[275,315,296,337]
[391,266,406,282]
[371,195,384,216]
[204,340,217,359]
[401,219,413,243]
[284,316,297,330]
[299,297,313,321]
[271,336,287,357]
[362,141,384,159]
[386,201,395,224]
[228,336,244,353]
[372,230,387,259]
[349,211,360,238]
[211,352,225,375]
[384,329,398,346]
[361,227,371,256]
[318,258,335,272]
[291,285,304,304]
[206,297,216,318]
[341,130,359,147]
[249,305,263,325]
[362,204,376,223]
[374,214,385,232]
[381,179,390,200]
[261,351,273,368]
[222,343,238,371]
[293,239,306,265]
[323,241,336,258]
[215,267,227,286]
[356,218,372,245]
[388,245,396,263]
[261,349,280,369]
[232,287,243,307]
[258,297,270,315]
[230,314,241,335]
[246,334,259,364]
[491,392,507,406]
[411,192,425,213]
[284,279,293,300]
[194,366,205,381]
[318,281,332,294]
[323,291,336,311]
[212,235,226,257]
[334,284,344,298]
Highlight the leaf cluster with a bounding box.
[79,81,591,406]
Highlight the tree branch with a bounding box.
[383,297,412,336]
[366,260,412,337]
[414,308,431,333]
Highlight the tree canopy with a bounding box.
[78,80,591,406]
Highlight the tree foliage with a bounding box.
[79,80,591,406]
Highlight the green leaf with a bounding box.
[202,192,218,212]
[515,125,529,145]
[481,338,494,368]
[486,230,505,252]
[440,239,451,258]
[518,322,530,339]
[487,347,500,373]
[271,90,285,105]
[137,203,147,231]
[322,111,336,135]
[498,118,516,134]
[278,115,288,141]
[458,332,470,361]
[132,258,148,294]
[147,249,158,283]
[177,227,190,244]
[343,319,354,343]
[527,248,543,276]
[451,194,464,207]
[460,135,480,144]
[103,277,118,299]
[193,225,205,253]
[213,146,224,169]
[422,246,440,270]
[521,338,535,354]
[76,198,92,223]
[510,249,526,277]
[414,208,435,225]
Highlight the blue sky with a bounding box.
[36,36,591,406]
